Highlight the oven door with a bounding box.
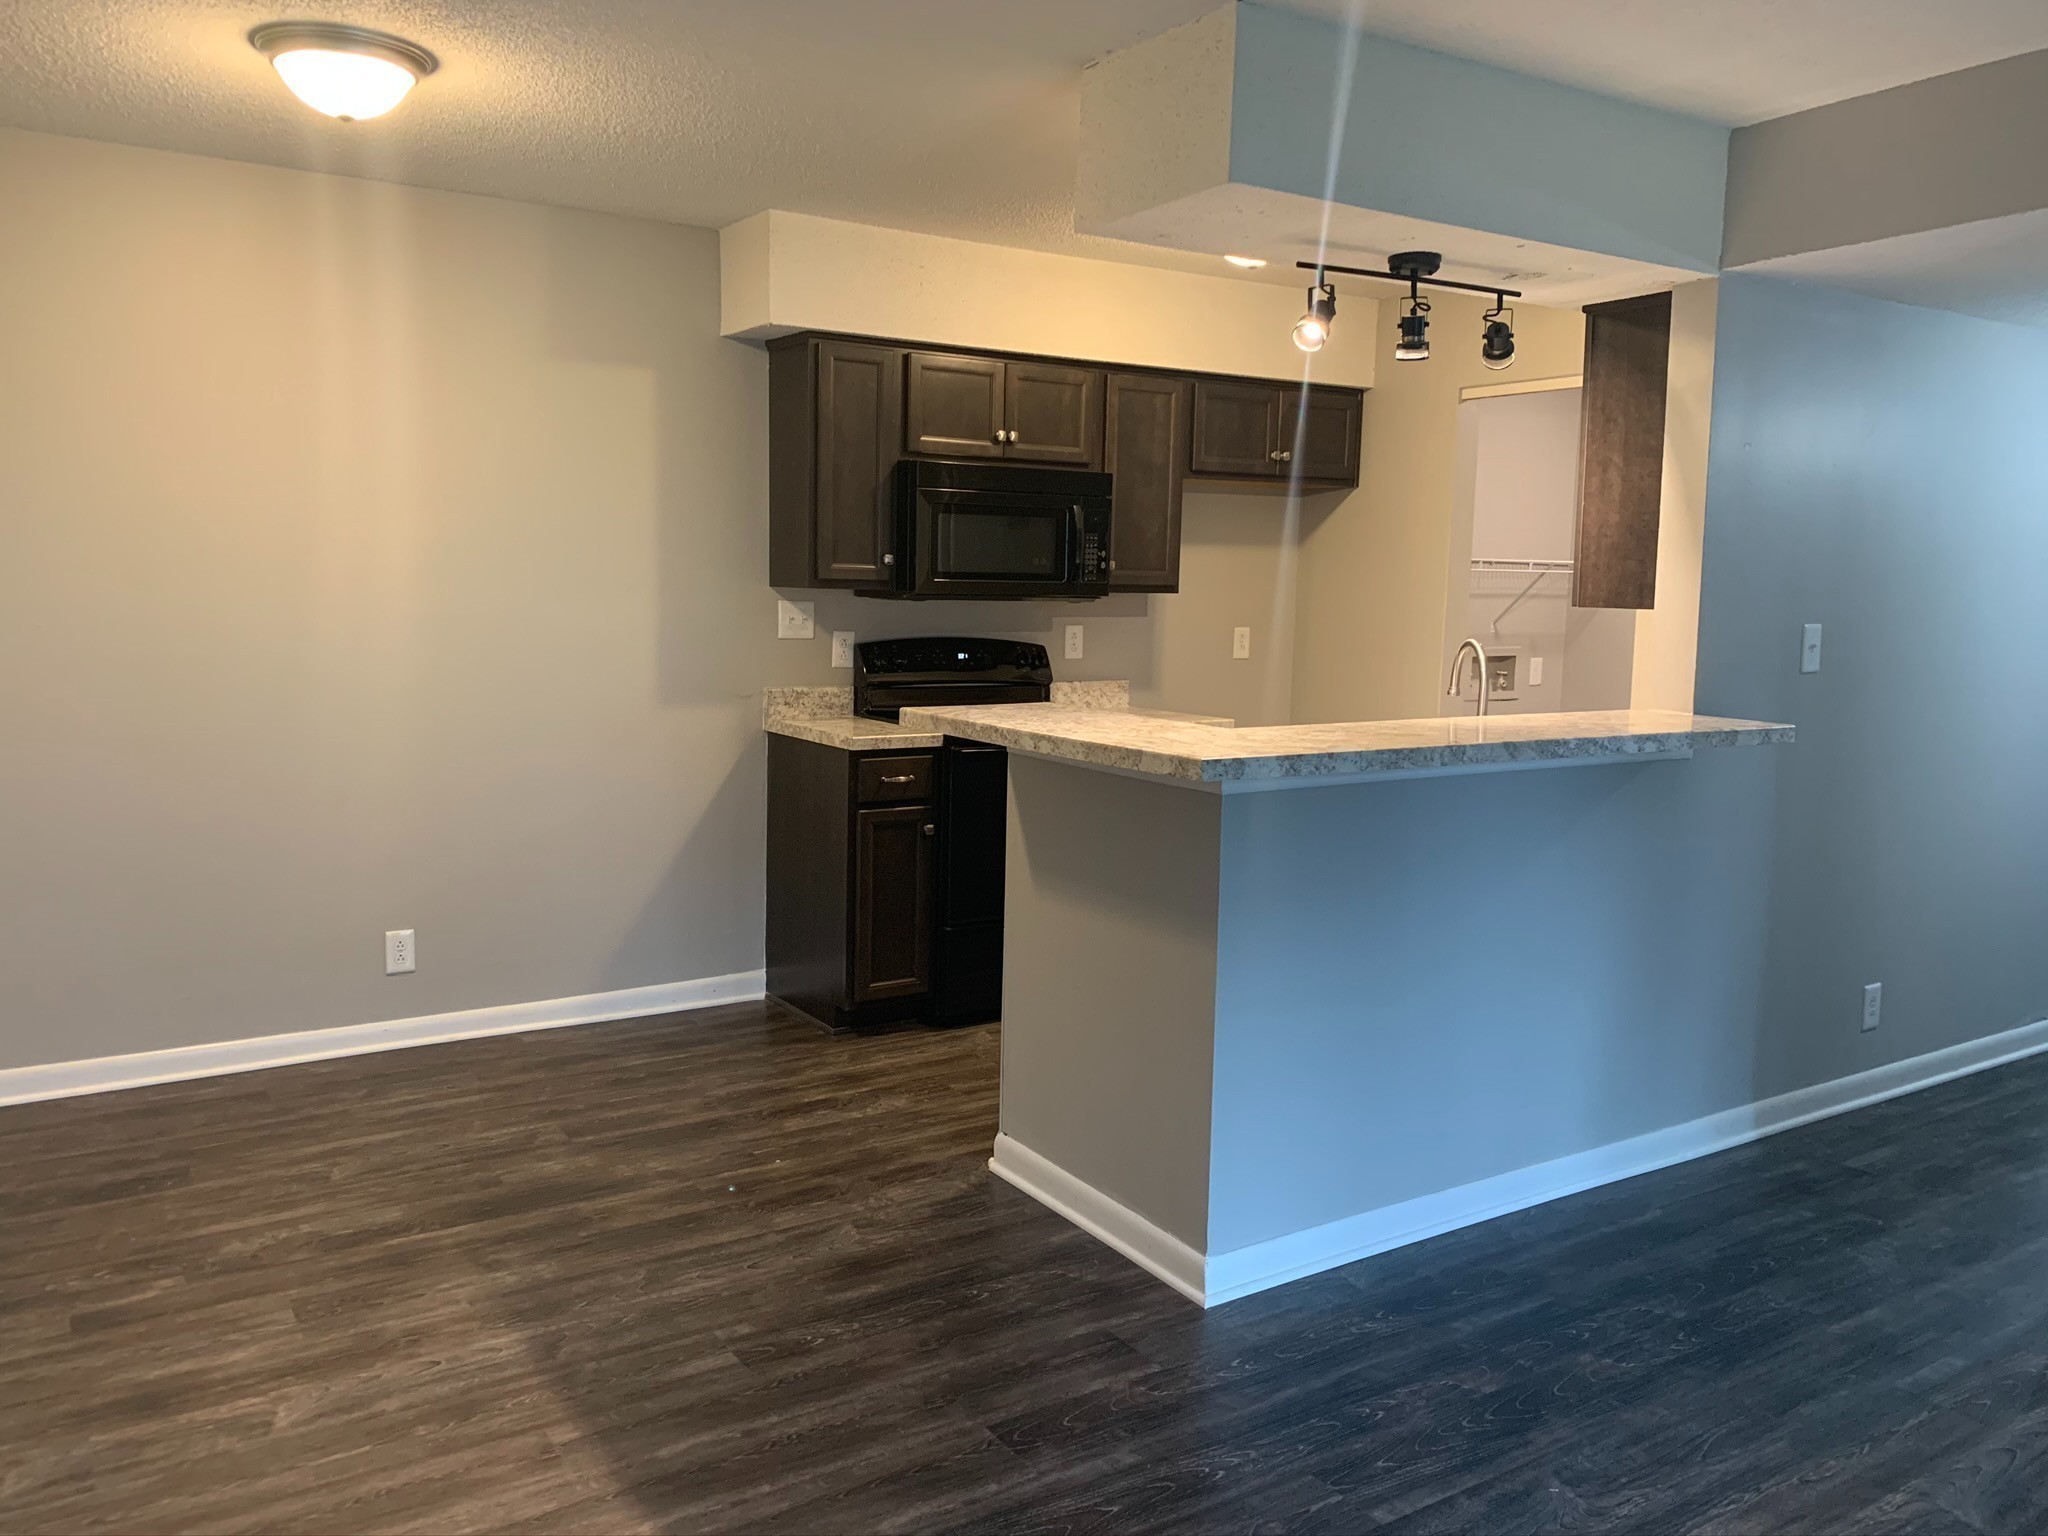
[905,489,1081,599]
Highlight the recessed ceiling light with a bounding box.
[250,22,437,121]
[1223,254,1267,269]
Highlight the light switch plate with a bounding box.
[1862,981,1882,1032]
[1063,624,1084,660]
[777,600,816,640]
[1801,623,1822,674]
[1528,655,1545,686]
[1232,626,1252,660]
[830,631,855,669]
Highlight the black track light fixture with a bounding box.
[1481,295,1516,371]
[1293,253,1523,368]
[1293,278,1337,353]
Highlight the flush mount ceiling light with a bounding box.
[1292,280,1337,352]
[1293,252,1523,368]
[250,22,437,120]
[1224,254,1268,269]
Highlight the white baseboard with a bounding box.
[0,970,767,1108]
[998,1015,2048,1308]
[989,1134,1209,1304]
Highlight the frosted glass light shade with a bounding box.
[250,23,437,121]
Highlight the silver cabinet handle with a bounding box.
[882,552,895,565]
[880,774,914,784]
[922,823,936,836]
[994,430,1007,444]
[1270,448,1293,462]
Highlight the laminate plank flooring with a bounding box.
[5,1002,2048,1533]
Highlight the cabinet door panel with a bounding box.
[906,353,1006,459]
[1281,386,1362,486]
[1190,379,1282,477]
[853,805,934,1003]
[1573,292,1671,610]
[814,341,903,584]
[1105,372,1188,592]
[1005,363,1104,466]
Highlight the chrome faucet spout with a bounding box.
[1446,638,1490,717]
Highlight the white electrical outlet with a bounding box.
[1528,656,1546,686]
[830,631,855,669]
[1862,981,1882,1032]
[1064,624,1084,660]
[1801,623,1823,674]
[777,599,816,640]
[386,929,416,976]
[1232,626,1252,660]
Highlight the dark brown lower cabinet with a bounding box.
[853,805,934,1002]
[766,734,937,1031]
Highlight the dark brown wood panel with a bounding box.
[853,803,934,1002]
[9,1003,2048,1532]
[1003,362,1104,467]
[765,734,853,1023]
[1190,378,1283,477]
[1281,385,1363,485]
[813,339,903,585]
[1573,291,1673,610]
[906,352,1006,459]
[1104,372,1188,591]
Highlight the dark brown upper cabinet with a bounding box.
[769,336,903,588]
[1191,379,1362,487]
[1283,387,1363,484]
[769,331,1365,596]
[1004,362,1104,465]
[905,352,1007,459]
[1573,292,1672,610]
[1104,372,1188,592]
[906,352,1104,468]
[1190,378,1284,477]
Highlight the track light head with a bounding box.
[1293,281,1337,353]
[1481,299,1516,371]
[1394,296,1430,362]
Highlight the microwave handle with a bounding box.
[1069,502,1083,581]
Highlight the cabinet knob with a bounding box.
[994,430,1007,444]
[882,553,895,565]
[1270,449,1293,462]
[922,823,936,836]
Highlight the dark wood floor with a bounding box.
[5,1004,2048,1534]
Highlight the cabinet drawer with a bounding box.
[856,754,935,804]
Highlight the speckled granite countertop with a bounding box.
[891,704,1793,789]
[763,680,1141,751]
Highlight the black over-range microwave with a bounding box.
[875,460,1113,600]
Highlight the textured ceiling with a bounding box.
[7,0,2048,268]
[0,0,1221,267]
[1287,0,2048,125]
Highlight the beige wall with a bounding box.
[720,209,1377,389]
[1290,291,1588,722]
[0,128,1303,1070]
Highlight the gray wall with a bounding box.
[1697,274,2048,1093]
[1002,757,1222,1248]
[0,127,1299,1073]
[1206,273,2048,1252]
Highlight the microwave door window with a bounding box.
[933,505,1068,582]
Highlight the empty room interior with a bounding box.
[9,1,2048,1530]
